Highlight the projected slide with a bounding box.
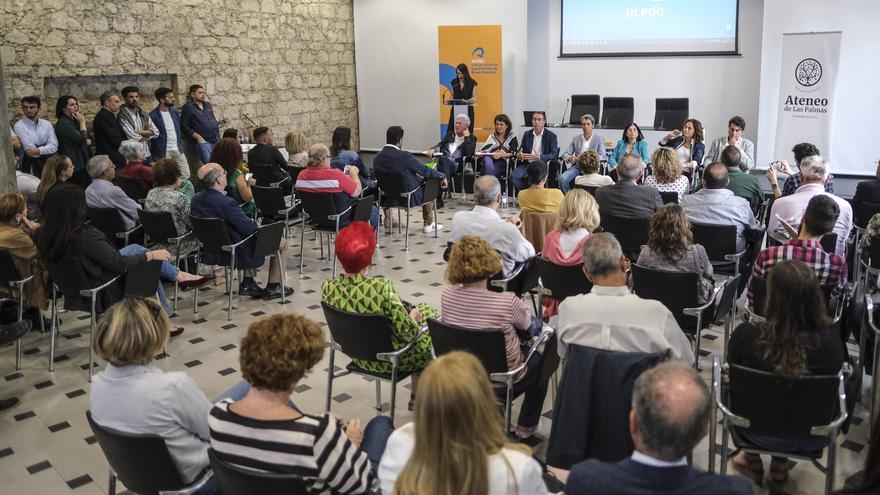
[561,0,738,57]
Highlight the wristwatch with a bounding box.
[770,183,779,189]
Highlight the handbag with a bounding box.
[692,248,715,304]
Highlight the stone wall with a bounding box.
[1,0,359,149]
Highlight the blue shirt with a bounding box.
[180,100,219,143]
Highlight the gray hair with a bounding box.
[617,153,643,180]
[473,175,501,206]
[455,113,471,126]
[200,167,223,189]
[307,143,330,167]
[632,361,710,461]
[581,232,622,278]
[580,114,596,125]
[799,155,829,182]
[87,155,113,178]
[118,140,147,162]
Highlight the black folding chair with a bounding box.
[88,206,142,247]
[600,215,650,261]
[252,221,289,305]
[190,216,257,321]
[207,449,308,495]
[139,210,196,311]
[0,249,45,370]
[659,191,679,204]
[250,163,290,188]
[712,357,848,495]
[535,257,592,302]
[297,193,370,276]
[321,302,426,425]
[87,410,213,495]
[861,296,880,436]
[690,222,746,276]
[114,176,147,202]
[427,318,553,433]
[251,185,299,237]
[572,184,599,196]
[375,174,441,249]
[488,256,541,313]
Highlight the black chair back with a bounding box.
[190,216,233,252]
[123,260,163,298]
[297,191,339,224]
[820,233,837,254]
[868,241,880,269]
[46,258,93,309]
[600,215,650,260]
[0,249,23,286]
[208,449,309,495]
[376,174,441,206]
[251,186,288,217]
[352,196,375,223]
[252,221,285,258]
[427,318,509,374]
[659,191,679,204]
[572,184,598,196]
[855,201,880,229]
[569,94,600,126]
[138,210,180,245]
[653,98,689,131]
[88,207,128,241]
[489,256,540,297]
[86,410,187,495]
[600,97,634,129]
[115,176,147,201]
[751,276,767,316]
[691,222,738,262]
[536,257,592,301]
[728,364,841,437]
[631,264,702,331]
[321,302,396,361]
[250,164,281,187]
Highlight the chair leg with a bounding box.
[404,207,411,250]
[389,363,398,425]
[299,219,306,274]
[227,257,235,322]
[720,419,730,475]
[325,347,335,413]
[108,468,117,495]
[89,295,97,382]
[49,287,57,372]
[15,295,23,370]
[374,380,382,411]
[192,251,200,315]
[433,202,438,239]
[278,251,287,305]
[693,316,704,369]
[397,209,401,235]
[172,248,180,312]
[319,231,324,259]
[504,380,513,434]
[825,434,838,495]
[332,234,338,277]
[708,385,717,473]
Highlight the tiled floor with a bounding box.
[0,200,872,494]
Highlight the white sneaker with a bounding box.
[423,223,444,233]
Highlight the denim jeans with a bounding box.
[119,244,180,315]
[559,166,580,194]
[494,351,548,428]
[196,141,215,164]
[511,162,529,191]
[361,416,395,473]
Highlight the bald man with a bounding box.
[190,163,292,299]
[563,362,752,494]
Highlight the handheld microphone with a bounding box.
[560,98,570,126]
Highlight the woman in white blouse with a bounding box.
[379,351,548,495]
[643,147,690,201]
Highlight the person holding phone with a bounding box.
[54,95,91,187]
[658,118,705,177]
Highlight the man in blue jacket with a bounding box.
[512,111,558,191]
[181,84,220,165]
[149,87,190,181]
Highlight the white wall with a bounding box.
[756,0,880,175]
[527,0,764,147]
[352,0,528,151]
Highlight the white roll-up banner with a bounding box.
[773,32,841,162]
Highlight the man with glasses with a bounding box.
[84,155,141,230]
[13,96,57,176]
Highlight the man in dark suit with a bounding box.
[564,362,753,494]
[425,113,476,204]
[373,126,447,234]
[190,163,293,300]
[512,111,558,191]
[92,91,127,168]
[852,160,880,226]
[595,153,662,218]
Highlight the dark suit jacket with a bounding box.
[595,180,662,219]
[93,108,126,167]
[520,128,559,163]
[565,458,753,495]
[852,178,880,226]
[190,189,263,268]
[148,106,183,159]
[372,145,445,207]
[433,130,476,159]
[248,143,288,169]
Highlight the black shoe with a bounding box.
[0,320,31,346]
[238,281,266,298]
[263,284,294,300]
[0,397,19,412]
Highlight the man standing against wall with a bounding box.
[149,87,189,181]
[181,84,220,166]
[118,86,159,163]
[13,96,57,177]
[93,91,127,168]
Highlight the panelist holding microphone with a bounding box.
[512,111,558,192]
[447,64,477,134]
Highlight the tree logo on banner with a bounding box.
[795,58,822,87]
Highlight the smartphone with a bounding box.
[245,173,253,181]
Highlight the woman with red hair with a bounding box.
[321,222,435,406]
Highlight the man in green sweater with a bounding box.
[696,145,764,211]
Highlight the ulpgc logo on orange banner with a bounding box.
[438,25,502,141]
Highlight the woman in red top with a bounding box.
[119,140,154,196]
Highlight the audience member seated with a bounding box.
[425,113,476,196]
[296,143,378,229]
[90,298,250,494]
[728,260,845,492]
[15,170,40,219]
[512,111,558,191]
[284,130,308,169]
[379,352,548,494]
[748,195,846,307]
[321,222,435,404]
[560,113,606,193]
[211,137,256,215]
[607,123,651,170]
[84,155,141,230]
[53,94,91,187]
[35,154,73,207]
[766,142,832,199]
[373,126,448,234]
[541,189,599,319]
[191,163,292,299]
[564,362,752,494]
[479,113,518,178]
[595,153,662,219]
[637,204,714,304]
[330,126,375,191]
[658,118,705,176]
[701,145,763,211]
[681,163,760,253]
[36,185,208,322]
[0,192,47,312]
[441,237,546,438]
[451,176,534,277]
[851,158,880,218]
[703,115,755,171]
[557,233,694,362]
[643,147,689,201]
[768,155,851,257]
[247,126,293,191]
[573,150,614,188]
[119,140,155,197]
[517,160,564,213]
[209,313,391,493]
[145,159,200,255]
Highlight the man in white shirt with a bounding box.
[703,115,755,171]
[451,175,535,277]
[13,95,58,176]
[768,155,852,257]
[149,87,190,180]
[556,233,694,363]
[118,86,159,163]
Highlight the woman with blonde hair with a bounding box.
[573,150,613,188]
[285,130,308,169]
[379,351,548,495]
[440,236,546,439]
[35,154,74,206]
[540,189,600,318]
[643,147,690,200]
